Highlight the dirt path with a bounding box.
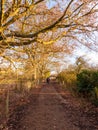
[7,83,98,130]
[13,83,78,130]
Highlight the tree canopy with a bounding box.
[0,0,98,80]
[0,0,98,48]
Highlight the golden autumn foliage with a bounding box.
[0,0,98,83]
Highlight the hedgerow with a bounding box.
[77,70,98,101]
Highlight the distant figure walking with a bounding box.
[46,77,50,84]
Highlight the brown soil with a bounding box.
[4,83,98,130]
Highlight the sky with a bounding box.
[46,0,57,8]
[73,47,98,65]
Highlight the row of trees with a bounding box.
[0,0,98,84]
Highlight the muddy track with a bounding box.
[6,83,98,130]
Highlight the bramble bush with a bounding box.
[57,69,98,105]
[77,70,98,101]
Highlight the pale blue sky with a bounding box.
[46,0,57,8]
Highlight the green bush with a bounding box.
[77,70,98,96]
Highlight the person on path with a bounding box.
[46,77,50,84]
